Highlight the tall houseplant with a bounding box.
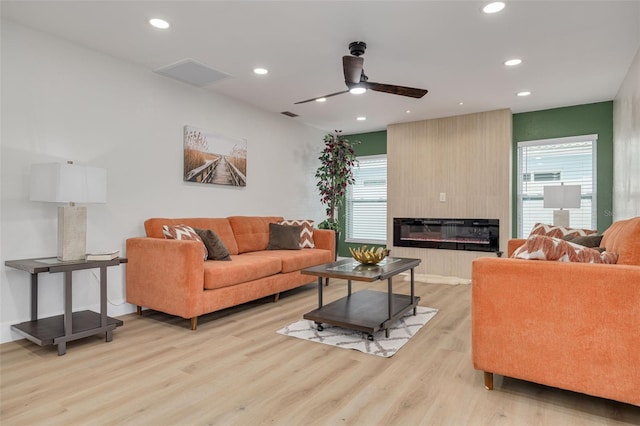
[315,131,359,232]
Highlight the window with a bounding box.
[517,135,597,237]
[345,155,387,244]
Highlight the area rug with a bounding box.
[276,306,438,357]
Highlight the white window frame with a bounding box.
[517,134,597,237]
[345,154,387,245]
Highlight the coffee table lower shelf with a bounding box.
[303,289,420,339]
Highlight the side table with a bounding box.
[5,257,127,355]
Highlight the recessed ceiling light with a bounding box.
[149,18,170,29]
[459,102,464,105]
[483,2,505,14]
[406,110,411,114]
[315,98,327,102]
[517,91,532,97]
[350,87,367,95]
[505,58,522,66]
[253,68,268,75]
[356,116,367,121]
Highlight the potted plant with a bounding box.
[315,131,359,254]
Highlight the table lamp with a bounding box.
[30,162,107,261]
[543,183,581,228]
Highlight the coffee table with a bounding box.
[301,257,421,340]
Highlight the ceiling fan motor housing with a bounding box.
[349,41,367,56]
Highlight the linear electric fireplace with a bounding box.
[394,218,499,253]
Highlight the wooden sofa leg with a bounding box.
[136,306,142,315]
[484,372,494,390]
[325,278,330,286]
[274,293,280,303]
[190,317,198,331]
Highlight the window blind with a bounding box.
[346,155,387,243]
[517,135,597,237]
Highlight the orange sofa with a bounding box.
[126,216,335,330]
[471,217,640,406]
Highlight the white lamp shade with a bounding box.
[30,163,107,204]
[543,184,581,209]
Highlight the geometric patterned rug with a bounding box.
[276,306,438,357]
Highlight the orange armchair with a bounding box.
[471,217,640,406]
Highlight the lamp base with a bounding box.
[58,206,87,261]
[553,209,570,228]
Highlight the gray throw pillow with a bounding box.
[562,234,603,248]
[194,228,232,261]
[266,223,302,250]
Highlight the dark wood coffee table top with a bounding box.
[301,257,420,282]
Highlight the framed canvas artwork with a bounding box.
[183,125,247,187]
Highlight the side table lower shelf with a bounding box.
[11,310,123,354]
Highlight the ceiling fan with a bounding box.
[294,41,428,105]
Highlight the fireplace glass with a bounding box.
[393,218,499,253]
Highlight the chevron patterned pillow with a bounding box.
[512,235,618,264]
[280,219,315,248]
[528,223,597,239]
[162,224,208,260]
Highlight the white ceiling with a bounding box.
[3,1,639,134]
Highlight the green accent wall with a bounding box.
[512,101,614,236]
[337,130,387,256]
[335,102,614,253]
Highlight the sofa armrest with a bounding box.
[312,229,336,258]
[507,239,526,257]
[125,237,204,319]
[471,257,640,405]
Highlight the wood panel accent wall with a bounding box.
[387,109,512,279]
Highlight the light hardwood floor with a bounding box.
[1,279,638,425]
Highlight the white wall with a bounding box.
[613,47,640,220]
[0,20,327,343]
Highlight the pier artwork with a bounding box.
[183,125,247,187]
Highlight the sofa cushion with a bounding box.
[145,218,239,255]
[162,224,208,260]
[228,216,284,253]
[267,223,302,250]
[280,219,315,248]
[203,254,282,290]
[600,217,640,265]
[194,228,231,261]
[512,235,618,264]
[529,223,598,239]
[242,249,334,273]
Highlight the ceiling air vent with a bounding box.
[281,111,299,117]
[154,59,230,87]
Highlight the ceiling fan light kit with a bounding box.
[294,41,428,105]
[149,18,170,29]
[483,2,505,14]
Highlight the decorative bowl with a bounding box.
[349,246,390,265]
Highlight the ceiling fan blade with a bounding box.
[343,56,364,84]
[294,90,350,105]
[364,82,428,98]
